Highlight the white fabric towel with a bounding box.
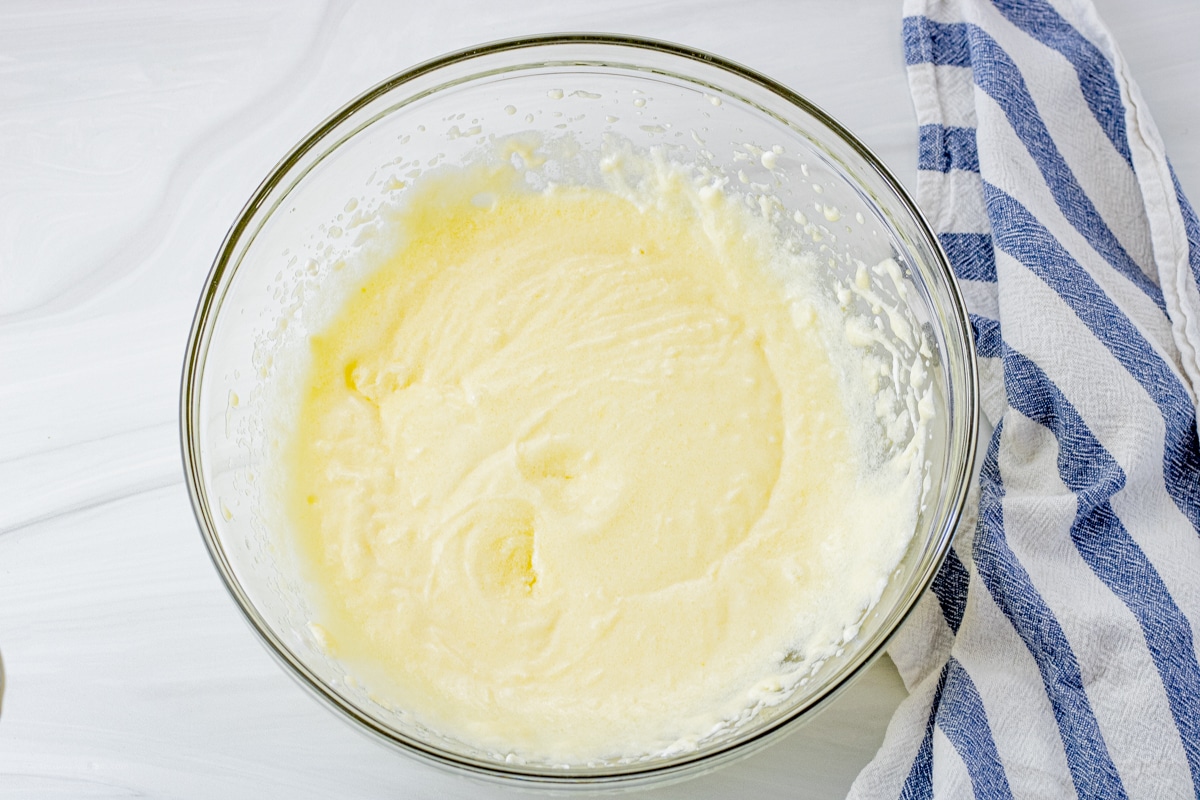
[849,1,1200,797]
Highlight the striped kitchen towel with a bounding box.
[849,0,1200,798]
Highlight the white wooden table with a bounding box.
[2,2,1196,797]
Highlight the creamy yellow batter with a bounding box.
[286,157,920,762]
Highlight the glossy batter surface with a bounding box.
[286,162,918,762]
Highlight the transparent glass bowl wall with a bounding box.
[181,35,978,788]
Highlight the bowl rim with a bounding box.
[180,31,979,787]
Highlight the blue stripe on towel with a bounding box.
[1004,347,1200,793]
[971,314,1002,359]
[975,418,1129,799]
[919,125,981,173]
[965,25,1166,311]
[900,663,949,800]
[1172,165,1200,288]
[989,0,1133,167]
[938,658,1015,799]
[985,182,1200,532]
[903,16,972,67]
[932,547,971,635]
[940,232,997,282]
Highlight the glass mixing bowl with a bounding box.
[181,34,978,789]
